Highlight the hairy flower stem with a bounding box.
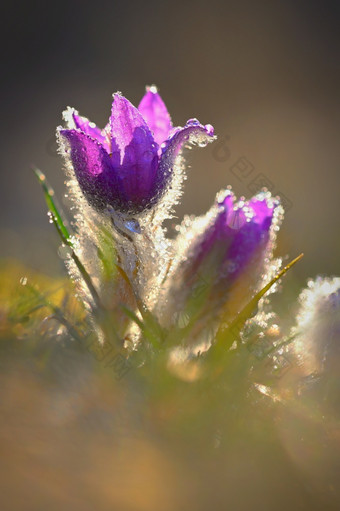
[208,253,304,362]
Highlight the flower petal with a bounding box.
[224,195,278,275]
[158,119,215,180]
[110,93,158,161]
[72,111,110,152]
[59,129,118,210]
[248,197,275,228]
[116,126,160,212]
[138,86,172,146]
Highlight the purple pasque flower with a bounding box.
[198,190,279,283]
[161,189,282,326]
[58,86,214,215]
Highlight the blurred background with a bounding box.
[1,0,339,281]
[1,3,340,510]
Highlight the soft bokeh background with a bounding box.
[1,0,339,281]
[1,3,340,510]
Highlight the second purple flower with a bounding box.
[158,190,283,330]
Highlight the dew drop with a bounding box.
[124,219,141,234]
[149,85,158,94]
[186,118,200,126]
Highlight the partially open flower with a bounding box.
[58,86,214,215]
[291,277,340,375]
[159,189,283,329]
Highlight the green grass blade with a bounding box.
[33,168,72,245]
[211,253,304,357]
[34,168,102,311]
[120,304,162,348]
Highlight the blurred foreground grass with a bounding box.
[0,259,339,511]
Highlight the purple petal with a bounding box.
[59,129,117,210]
[60,126,162,215]
[248,197,274,228]
[138,86,172,146]
[224,197,277,275]
[108,94,162,212]
[71,111,110,152]
[226,222,267,273]
[115,125,160,212]
[110,94,158,159]
[158,119,215,184]
[226,207,247,230]
[219,192,235,212]
[195,193,276,282]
